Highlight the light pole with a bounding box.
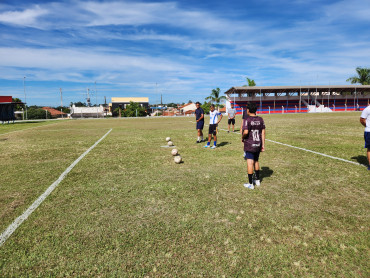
[23,76,27,120]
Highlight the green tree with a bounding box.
[122,101,147,117]
[73,101,87,107]
[346,67,370,85]
[27,108,51,119]
[201,101,211,114]
[243,77,256,87]
[55,106,70,114]
[12,98,23,110]
[166,103,178,108]
[205,88,226,109]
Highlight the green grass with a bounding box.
[0,113,369,277]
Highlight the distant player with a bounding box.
[360,104,370,170]
[204,104,223,149]
[227,103,236,133]
[195,102,204,143]
[241,105,249,134]
[242,102,265,189]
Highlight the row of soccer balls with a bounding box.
[166,137,182,164]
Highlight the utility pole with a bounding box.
[60,88,63,118]
[23,76,27,120]
[104,96,107,116]
[95,81,98,118]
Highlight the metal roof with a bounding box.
[225,85,370,95]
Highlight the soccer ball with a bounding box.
[171,149,178,156]
[166,137,171,142]
[168,141,174,146]
[174,155,182,164]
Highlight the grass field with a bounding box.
[0,112,369,277]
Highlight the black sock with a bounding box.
[248,174,253,184]
[255,170,260,180]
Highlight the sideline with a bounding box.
[190,120,365,168]
[0,128,113,247]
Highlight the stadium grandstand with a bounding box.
[224,85,370,114]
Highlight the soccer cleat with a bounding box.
[211,145,216,149]
[204,144,210,148]
[227,131,229,133]
[196,140,200,143]
[255,180,261,187]
[243,183,254,189]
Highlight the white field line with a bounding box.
[0,122,61,136]
[190,120,365,168]
[0,128,113,247]
[35,128,105,132]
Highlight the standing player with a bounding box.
[227,103,236,133]
[360,104,370,170]
[242,102,265,189]
[195,102,204,143]
[241,105,250,159]
[241,105,249,134]
[204,104,223,149]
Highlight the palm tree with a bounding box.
[205,88,226,109]
[346,67,370,85]
[243,77,256,87]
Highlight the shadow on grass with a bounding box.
[16,121,46,124]
[260,166,274,181]
[1,121,46,125]
[217,141,230,147]
[226,129,240,133]
[351,155,368,166]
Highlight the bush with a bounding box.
[27,108,51,119]
[123,102,147,117]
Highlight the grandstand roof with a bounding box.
[225,85,370,96]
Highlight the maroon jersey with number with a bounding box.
[243,116,265,152]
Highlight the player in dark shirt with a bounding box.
[242,102,265,189]
[195,102,204,143]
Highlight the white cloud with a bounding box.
[0,5,48,27]
[0,47,192,72]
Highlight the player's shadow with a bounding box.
[260,166,274,181]
[217,142,230,147]
[351,155,368,166]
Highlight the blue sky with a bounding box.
[0,0,369,106]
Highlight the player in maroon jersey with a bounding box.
[242,102,265,189]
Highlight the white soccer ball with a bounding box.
[168,141,174,146]
[171,149,178,156]
[174,155,182,164]
[166,137,171,142]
